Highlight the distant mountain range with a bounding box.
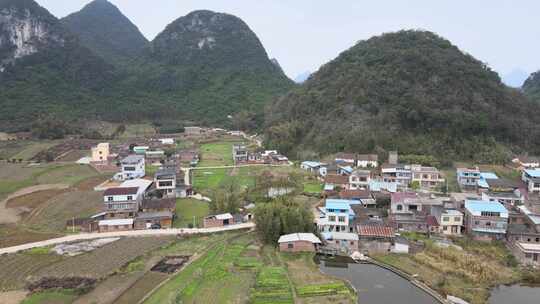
[294,71,312,83]
[0,0,293,131]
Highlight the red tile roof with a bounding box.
[325,174,349,185]
[340,190,372,199]
[390,192,417,204]
[335,153,356,160]
[357,225,395,238]
[104,187,139,196]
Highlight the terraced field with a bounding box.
[0,251,64,291]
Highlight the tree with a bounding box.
[254,197,314,244]
[410,181,420,190]
[210,178,242,214]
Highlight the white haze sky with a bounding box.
[37,0,540,85]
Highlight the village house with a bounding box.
[456,167,481,189]
[317,199,356,233]
[321,232,359,254]
[154,168,176,197]
[357,224,395,254]
[430,206,463,236]
[145,150,165,165]
[133,146,150,155]
[91,143,110,163]
[301,161,325,173]
[512,155,540,169]
[204,213,234,228]
[98,218,134,233]
[232,144,248,164]
[270,154,289,165]
[134,211,173,229]
[158,138,175,145]
[381,163,412,188]
[141,197,176,213]
[324,174,349,192]
[335,153,356,166]
[120,155,145,180]
[390,192,448,233]
[476,172,500,191]
[357,154,379,168]
[349,169,371,190]
[522,169,540,193]
[464,200,508,241]
[278,233,322,253]
[410,165,445,189]
[184,126,204,136]
[339,190,376,207]
[507,223,540,266]
[103,187,141,218]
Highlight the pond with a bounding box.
[318,257,439,304]
[489,284,540,304]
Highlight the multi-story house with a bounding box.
[91,143,110,163]
[411,165,445,189]
[103,187,141,218]
[522,169,540,193]
[301,161,325,173]
[481,190,524,208]
[456,167,481,188]
[232,144,248,164]
[430,206,463,235]
[349,169,371,190]
[121,155,145,180]
[381,164,412,188]
[512,155,540,169]
[335,153,356,166]
[357,154,378,168]
[464,199,508,241]
[390,192,447,233]
[511,199,540,266]
[317,200,356,233]
[154,168,176,197]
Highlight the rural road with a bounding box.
[0,183,70,224]
[0,222,255,255]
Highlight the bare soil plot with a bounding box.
[56,150,89,162]
[35,165,99,186]
[0,225,60,248]
[24,190,103,233]
[0,252,65,291]
[0,290,28,304]
[74,175,110,191]
[6,189,68,218]
[35,237,173,279]
[112,271,169,304]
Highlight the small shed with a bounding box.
[98,218,134,233]
[134,211,173,229]
[203,213,234,228]
[278,233,322,253]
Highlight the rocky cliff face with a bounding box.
[0,2,63,71]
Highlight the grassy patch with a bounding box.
[296,282,350,297]
[24,246,51,255]
[21,289,77,304]
[174,199,210,228]
[303,181,323,194]
[198,142,241,167]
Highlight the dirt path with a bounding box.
[0,290,28,304]
[0,184,69,224]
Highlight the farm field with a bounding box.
[118,123,156,139]
[374,238,520,304]
[5,141,59,161]
[198,141,243,167]
[174,198,209,228]
[0,250,65,291]
[21,290,77,304]
[0,225,61,248]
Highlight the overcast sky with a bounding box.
[37,0,540,85]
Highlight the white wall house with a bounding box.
[349,170,371,190]
[121,155,145,180]
[357,154,378,168]
[91,143,110,162]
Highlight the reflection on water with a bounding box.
[318,257,439,304]
[489,284,540,304]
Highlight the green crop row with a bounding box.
[296,282,351,297]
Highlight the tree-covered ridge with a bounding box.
[265,30,540,161]
[61,0,148,65]
[523,71,540,102]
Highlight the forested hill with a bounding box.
[265,30,540,161]
[61,0,148,65]
[0,1,293,131]
[121,10,294,125]
[523,71,540,103]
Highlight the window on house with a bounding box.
[338,216,346,222]
[329,216,336,222]
[536,238,540,242]
[443,226,448,231]
[475,221,480,225]
[443,217,450,222]
[397,205,403,211]
[108,196,113,201]
[486,222,491,226]
[454,217,461,222]
[288,243,293,249]
[409,205,418,211]
[336,240,339,244]
[350,241,354,245]
[527,238,531,242]
[127,196,133,201]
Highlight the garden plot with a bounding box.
[52,238,120,256]
[150,256,190,274]
[0,251,65,291]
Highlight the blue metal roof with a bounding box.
[480,172,499,180]
[325,200,355,215]
[524,169,540,178]
[302,161,323,168]
[340,166,353,174]
[476,179,490,188]
[326,199,361,205]
[465,200,508,214]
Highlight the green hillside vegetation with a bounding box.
[265,30,540,162]
[61,0,149,65]
[523,71,540,102]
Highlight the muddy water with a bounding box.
[489,284,540,304]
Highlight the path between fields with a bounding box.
[0,223,255,255]
[0,184,69,224]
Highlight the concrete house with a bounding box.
[103,187,141,218]
[154,168,177,197]
[204,213,234,228]
[278,233,322,253]
[317,200,356,233]
[98,218,134,233]
[335,153,356,166]
[410,165,445,189]
[349,169,371,190]
[321,232,359,254]
[512,156,540,169]
[121,155,145,180]
[456,167,481,189]
[91,143,110,163]
[431,206,463,236]
[232,144,248,164]
[324,174,349,191]
[381,164,412,188]
[339,190,376,207]
[522,169,540,193]
[357,154,379,168]
[357,224,395,254]
[301,161,325,173]
[464,200,508,241]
